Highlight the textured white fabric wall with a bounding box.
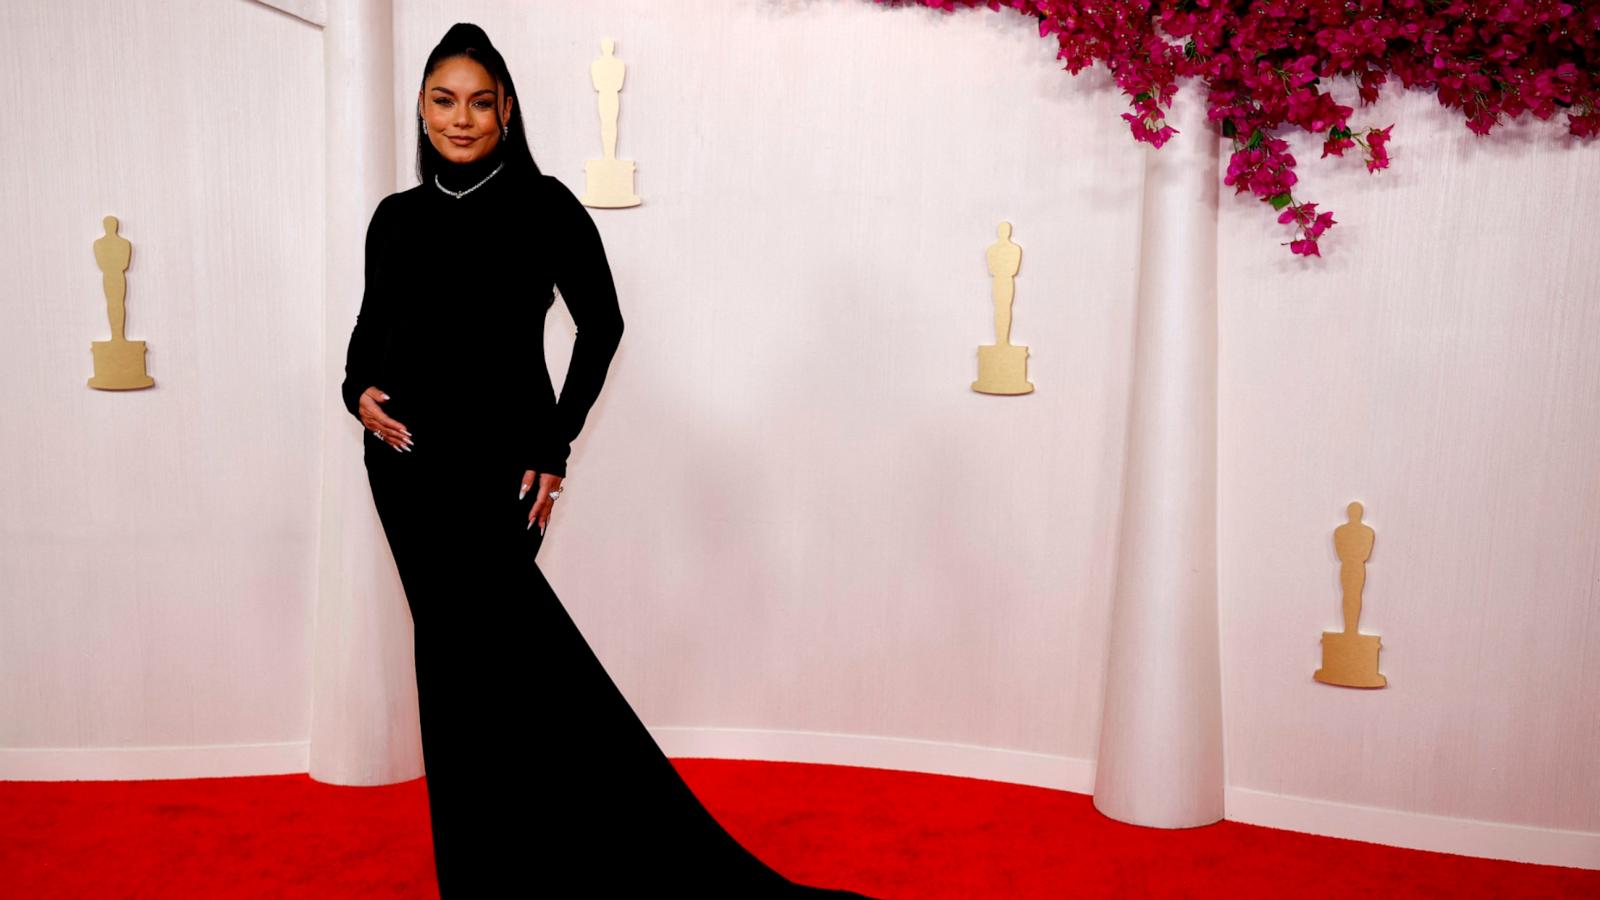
[4,0,1595,861]
[0,0,325,766]
[1218,85,1600,834]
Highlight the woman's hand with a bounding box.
[521,470,564,535]
[357,387,412,452]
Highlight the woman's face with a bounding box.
[418,56,513,164]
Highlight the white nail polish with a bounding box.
[519,485,528,500]
[526,520,533,530]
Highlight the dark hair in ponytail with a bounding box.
[415,23,542,185]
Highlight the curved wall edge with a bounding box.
[249,0,328,28]
[308,0,418,786]
[1093,84,1225,829]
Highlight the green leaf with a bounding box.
[1183,39,1197,60]
[1268,193,1293,211]
[1221,119,1237,138]
[1245,129,1263,149]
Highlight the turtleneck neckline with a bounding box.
[435,142,508,194]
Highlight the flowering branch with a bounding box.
[872,0,1600,256]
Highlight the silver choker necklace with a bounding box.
[433,161,505,199]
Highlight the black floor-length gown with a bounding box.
[341,146,875,898]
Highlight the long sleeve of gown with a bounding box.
[530,177,625,478]
[340,196,395,422]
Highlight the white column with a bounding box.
[309,0,420,785]
[1092,87,1225,827]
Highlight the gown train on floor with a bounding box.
[362,436,875,897]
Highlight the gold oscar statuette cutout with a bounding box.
[580,38,641,209]
[971,222,1032,395]
[1314,501,1387,688]
[88,215,154,390]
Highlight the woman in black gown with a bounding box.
[341,23,876,899]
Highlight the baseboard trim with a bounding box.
[652,725,1092,792]
[0,742,308,781]
[1224,785,1600,871]
[650,726,1600,871]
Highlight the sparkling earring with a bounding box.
[422,121,429,136]
[502,124,509,140]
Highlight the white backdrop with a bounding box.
[405,0,1143,755]
[1217,86,1600,836]
[1,0,1596,869]
[0,0,325,774]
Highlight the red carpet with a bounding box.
[2,759,1593,898]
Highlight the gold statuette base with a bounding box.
[1313,631,1386,688]
[88,339,154,390]
[972,343,1033,395]
[580,159,640,208]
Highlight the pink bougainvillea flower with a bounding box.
[1364,125,1394,172]
[1121,112,1179,148]
[871,0,1599,256]
[1322,129,1357,159]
